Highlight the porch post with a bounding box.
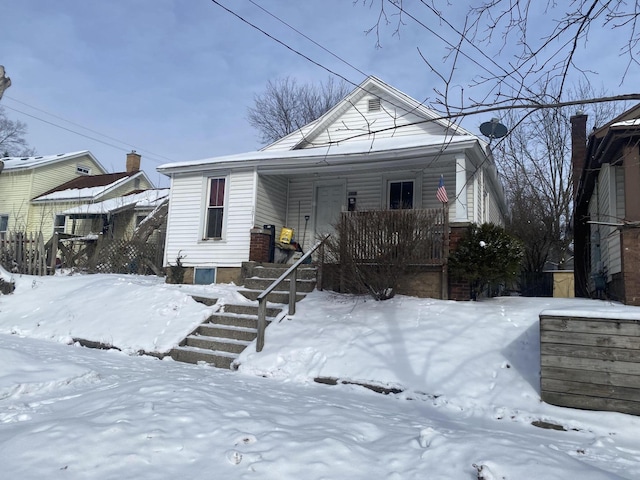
[455,156,468,221]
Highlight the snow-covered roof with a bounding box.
[60,189,170,216]
[0,150,105,173]
[34,175,134,202]
[158,75,484,176]
[158,134,479,174]
[32,171,150,202]
[612,118,640,127]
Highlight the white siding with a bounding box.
[255,175,288,238]
[305,85,450,147]
[287,164,456,251]
[163,169,255,268]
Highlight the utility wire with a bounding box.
[3,97,175,164]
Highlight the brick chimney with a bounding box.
[126,150,141,173]
[570,112,588,198]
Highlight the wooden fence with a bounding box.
[55,234,164,275]
[0,231,47,275]
[339,208,446,265]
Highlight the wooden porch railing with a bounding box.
[339,208,446,265]
[256,235,330,352]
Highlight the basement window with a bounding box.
[368,98,381,112]
[194,267,216,285]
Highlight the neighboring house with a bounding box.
[31,152,154,239]
[572,104,640,305]
[59,188,170,240]
[158,76,508,285]
[0,151,107,236]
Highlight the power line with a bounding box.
[2,98,175,165]
[247,0,370,79]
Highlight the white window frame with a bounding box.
[203,176,228,240]
[0,214,8,233]
[382,172,423,210]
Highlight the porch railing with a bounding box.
[256,234,330,352]
[339,208,446,265]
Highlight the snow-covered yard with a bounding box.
[1,270,639,479]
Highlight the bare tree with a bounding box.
[0,106,35,157]
[248,76,349,144]
[361,1,639,118]
[496,82,623,272]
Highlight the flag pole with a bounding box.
[442,200,449,300]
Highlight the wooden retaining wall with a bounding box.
[540,314,640,415]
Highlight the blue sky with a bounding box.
[2,1,635,187]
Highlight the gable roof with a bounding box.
[0,150,107,173]
[32,170,151,202]
[158,76,484,175]
[262,76,475,152]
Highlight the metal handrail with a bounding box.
[256,234,330,352]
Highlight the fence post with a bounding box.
[50,233,59,274]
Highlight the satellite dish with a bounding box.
[480,118,508,139]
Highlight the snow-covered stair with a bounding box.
[170,304,283,369]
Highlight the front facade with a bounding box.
[0,151,107,236]
[159,76,508,285]
[573,104,640,305]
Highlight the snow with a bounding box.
[34,176,131,202]
[60,188,170,216]
[1,268,640,479]
[157,134,477,172]
[0,151,96,171]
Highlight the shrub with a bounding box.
[448,223,523,299]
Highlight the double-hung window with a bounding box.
[389,180,414,209]
[205,178,225,239]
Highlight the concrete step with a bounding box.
[243,277,316,292]
[170,345,236,369]
[246,263,317,281]
[239,289,307,303]
[183,335,250,354]
[205,313,270,329]
[195,323,257,342]
[221,304,281,317]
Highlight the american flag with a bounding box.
[436,175,448,203]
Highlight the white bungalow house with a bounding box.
[157,76,508,285]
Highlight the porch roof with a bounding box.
[59,189,170,217]
[157,134,480,175]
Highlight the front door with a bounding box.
[314,183,344,237]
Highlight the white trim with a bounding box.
[382,171,423,209]
[201,175,229,242]
[455,156,468,221]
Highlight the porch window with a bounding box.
[389,180,414,209]
[0,214,7,233]
[205,178,226,239]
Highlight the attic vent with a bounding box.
[76,165,91,175]
[368,98,381,112]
